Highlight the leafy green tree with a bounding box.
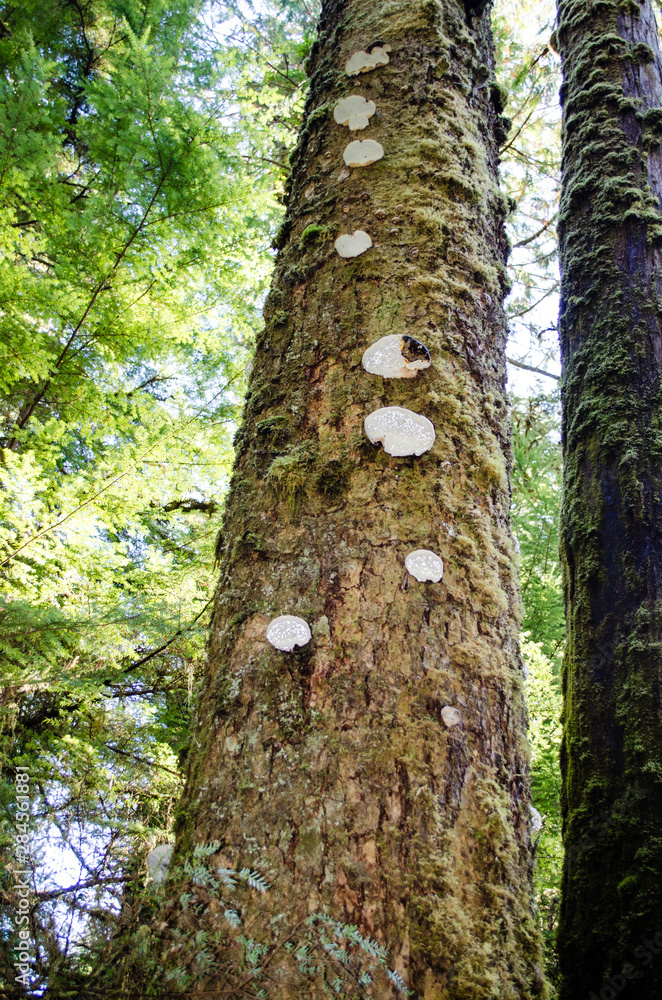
[0,0,273,665]
[495,6,564,980]
[0,0,314,988]
[494,0,561,382]
[511,392,564,659]
[523,637,563,995]
[509,391,563,995]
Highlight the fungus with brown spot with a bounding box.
[266,615,312,652]
[343,139,384,168]
[345,44,391,76]
[405,548,444,582]
[362,334,431,379]
[335,230,372,258]
[334,95,376,131]
[364,406,435,457]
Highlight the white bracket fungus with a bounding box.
[440,706,462,728]
[266,615,312,652]
[529,805,543,835]
[362,334,431,379]
[334,95,376,131]
[345,44,391,76]
[364,406,435,457]
[147,844,173,884]
[343,139,384,168]
[335,230,372,258]
[405,548,444,582]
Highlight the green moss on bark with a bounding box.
[557,0,662,996]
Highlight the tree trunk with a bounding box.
[152,0,545,995]
[556,0,662,996]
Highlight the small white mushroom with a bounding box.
[405,549,444,583]
[529,805,543,836]
[345,44,391,76]
[362,334,431,379]
[335,230,372,258]
[343,139,384,168]
[266,615,312,652]
[334,95,376,127]
[441,706,462,728]
[147,844,173,884]
[348,114,370,130]
[364,405,435,457]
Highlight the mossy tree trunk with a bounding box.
[150,0,545,995]
[556,1,662,997]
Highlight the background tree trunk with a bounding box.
[157,0,545,995]
[556,0,662,996]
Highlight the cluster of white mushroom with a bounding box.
[266,41,457,735]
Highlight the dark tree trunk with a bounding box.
[133,0,545,995]
[556,0,662,997]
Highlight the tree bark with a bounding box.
[151,0,545,995]
[556,0,662,996]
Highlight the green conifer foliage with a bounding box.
[0,0,313,986]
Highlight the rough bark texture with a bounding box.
[154,0,545,996]
[556,0,662,997]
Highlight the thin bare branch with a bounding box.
[506,356,559,381]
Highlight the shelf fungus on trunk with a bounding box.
[362,333,431,378]
[334,230,372,257]
[146,844,173,884]
[440,706,462,728]
[364,405,435,457]
[529,806,542,836]
[345,43,391,76]
[334,95,376,131]
[343,138,384,167]
[266,615,312,652]
[404,548,444,582]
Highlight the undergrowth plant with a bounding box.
[108,841,410,1000]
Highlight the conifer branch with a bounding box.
[0,379,237,566]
